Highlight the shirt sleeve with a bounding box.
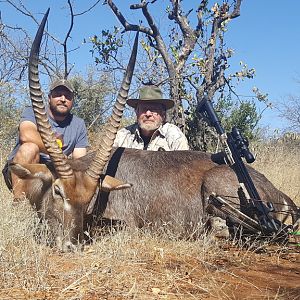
[113,128,127,147]
[75,119,89,148]
[20,106,36,124]
[166,124,190,150]
[171,134,190,150]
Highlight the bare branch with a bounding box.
[202,1,241,99]
[107,1,175,81]
[169,0,202,72]
[5,0,38,20]
[5,0,61,44]
[195,0,207,33]
[62,0,75,78]
[130,0,158,9]
[74,0,102,16]
[107,0,153,35]
[228,0,242,20]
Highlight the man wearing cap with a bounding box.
[113,85,189,151]
[2,78,89,201]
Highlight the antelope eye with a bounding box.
[54,184,63,197]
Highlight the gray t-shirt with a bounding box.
[8,106,88,162]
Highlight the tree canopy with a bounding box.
[90,0,271,149]
[0,0,280,150]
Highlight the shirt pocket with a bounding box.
[150,138,171,151]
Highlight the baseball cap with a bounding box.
[50,78,74,93]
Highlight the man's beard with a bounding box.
[49,102,71,118]
[138,119,162,132]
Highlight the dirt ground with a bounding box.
[0,243,299,300]
[214,245,300,300]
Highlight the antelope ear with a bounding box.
[9,163,32,178]
[9,162,53,181]
[100,175,132,192]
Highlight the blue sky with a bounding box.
[1,0,300,132]
[226,0,300,132]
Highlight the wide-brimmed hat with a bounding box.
[127,85,174,110]
[50,78,74,93]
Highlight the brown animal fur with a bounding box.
[92,148,299,237]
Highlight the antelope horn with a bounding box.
[86,32,139,180]
[28,9,73,178]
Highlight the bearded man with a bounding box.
[2,78,88,201]
[113,84,189,151]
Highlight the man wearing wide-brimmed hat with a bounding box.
[113,85,189,151]
[2,78,89,201]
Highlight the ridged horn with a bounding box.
[28,9,73,178]
[86,32,139,180]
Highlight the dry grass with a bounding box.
[0,142,299,299]
[252,140,300,206]
[0,183,231,299]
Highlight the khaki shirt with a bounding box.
[113,123,189,151]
